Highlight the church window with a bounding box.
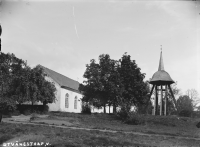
[74,96,77,109]
[65,93,69,108]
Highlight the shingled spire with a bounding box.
[158,47,164,71]
[149,47,176,116]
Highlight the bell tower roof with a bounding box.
[150,47,175,85]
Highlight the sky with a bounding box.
[0,0,200,96]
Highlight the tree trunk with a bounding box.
[18,103,21,114]
[109,105,110,114]
[113,104,116,114]
[43,100,47,106]
[43,100,47,113]
[31,101,34,113]
[104,104,106,113]
[0,111,2,123]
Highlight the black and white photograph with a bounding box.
[0,0,200,146]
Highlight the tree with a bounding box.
[21,65,57,107]
[0,52,26,111]
[166,82,181,114]
[10,64,56,111]
[176,95,193,117]
[177,95,193,112]
[186,89,199,109]
[0,52,57,114]
[80,53,148,115]
[117,53,147,113]
[80,55,119,113]
[135,81,152,114]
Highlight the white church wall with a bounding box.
[91,106,113,113]
[60,88,82,113]
[45,76,61,111]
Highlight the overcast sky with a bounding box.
[0,0,200,95]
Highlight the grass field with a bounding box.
[48,112,200,138]
[1,112,200,146]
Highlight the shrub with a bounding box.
[146,115,177,126]
[30,113,39,121]
[179,109,192,117]
[170,111,178,115]
[81,103,91,114]
[191,111,200,118]
[17,104,49,115]
[23,109,32,115]
[125,113,146,125]
[117,112,179,126]
[116,107,130,121]
[42,105,49,114]
[11,110,21,116]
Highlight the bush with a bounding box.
[146,115,177,126]
[116,107,146,125]
[125,113,146,125]
[42,105,49,114]
[116,107,130,121]
[23,109,32,115]
[17,104,49,115]
[170,111,178,115]
[179,109,192,117]
[191,111,200,118]
[81,103,91,114]
[11,110,21,116]
[117,112,179,126]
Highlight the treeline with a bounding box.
[79,53,151,114]
[0,52,56,113]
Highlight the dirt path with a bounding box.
[2,119,200,141]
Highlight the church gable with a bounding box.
[37,65,83,112]
[39,65,81,94]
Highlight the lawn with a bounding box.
[1,112,200,146]
[48,112,200,138]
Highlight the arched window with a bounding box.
[74,96,77,109]
[65,93,69,108]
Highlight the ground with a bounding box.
[1,112,200,146]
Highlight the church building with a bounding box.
[39,65,82,113]
[39,65,111,113]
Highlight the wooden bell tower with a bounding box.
[149,47,177,115]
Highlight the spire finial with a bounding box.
[158,46,164,71]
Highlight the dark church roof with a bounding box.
[39,65,81,94]
[150,51,175,85]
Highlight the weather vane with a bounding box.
[160,45,162,52]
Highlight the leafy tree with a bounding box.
[36,66,57,106]
[177,95,193,112]
[135,81,152,114]
[117,53,147,113]
[19,65,57,107]
[0,52,56,114]
[9,66,31,104]
[166,82,181,114]
[186,89,199,109]
[80,55,119,113]
[0,52,26,111]
[80,53,148,115]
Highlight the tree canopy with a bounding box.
[0,52,56,112]
[177,95,193,112]
[79,53,149,113]
[186,89,199,109]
